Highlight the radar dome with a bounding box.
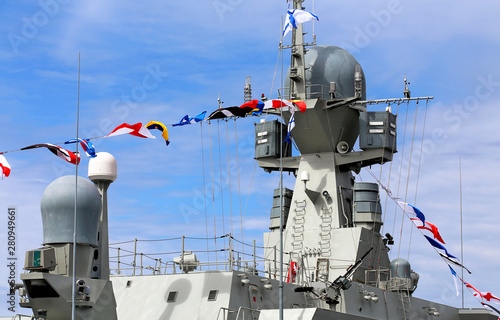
[390,258,411,279]
[88,152,117,182]
[40,175,102,246]
[289,45,366,100]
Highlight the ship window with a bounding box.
[208,290,218,301]
[167,291,178,303]
[126,281,132,288]
[25,279,59,298]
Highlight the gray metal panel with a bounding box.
[272,187,293,198]
[272,196,292,209]
[353,202,382,214]
[288,99,360,154]
[359,112,397,151]
[255,120,291,159]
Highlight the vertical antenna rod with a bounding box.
[459,156,464,307]
[71,52,81,320]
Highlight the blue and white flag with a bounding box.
[173,111,207,127]
[425,235,457,259]
[448,266,460,296]
[284,106,295,144]
[64,138,97,158]
[190,111,207,123]
[397,201,425,225]
[283,9,319,37]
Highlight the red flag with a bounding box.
[0,155,11,178]
[106,123,156,139]
[411,218,445,244]
[291,100,307,113]
[262,99,306,113]
[240,99,260,109]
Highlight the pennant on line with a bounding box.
[0,155,11,178]
[106,123,156,139]
[397,201,425,225]
[146,121,170,146]
[172,111,207,126]
[410,218,445,244]
[64,138,97,158]
[21,143,80,165]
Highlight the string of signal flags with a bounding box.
[0,99,306,179]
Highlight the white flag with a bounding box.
[283,9,319,37]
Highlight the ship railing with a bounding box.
[9,315,32,320]
[109,234,292,280]
[277,84,331,100]
[364,268,390,288]
[216,306,260,320]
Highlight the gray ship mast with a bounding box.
[259,0,407,291]
[283,0,315,101]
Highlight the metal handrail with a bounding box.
[216,306,260,320]
[108,234,293,281]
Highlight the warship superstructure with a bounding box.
[10,0,498,319]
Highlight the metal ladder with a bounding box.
[292,200,307,250]
[319,207,333,257]
[399,291,412,320]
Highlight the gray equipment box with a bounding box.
[359,112,397,152]
[255,120,292,159]
[270,187,293,229]
[353,182,383,233]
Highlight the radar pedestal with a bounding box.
[88,152,118,280]
[20,153,118,320]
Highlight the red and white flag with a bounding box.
[0,155,11,178]
[263,99,307,113]
[106,123,156,139]
[21,143,80,165]
[465,282,500,304]
[410,218,445,244]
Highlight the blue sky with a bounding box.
[2,0,500,315]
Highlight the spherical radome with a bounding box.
[40,175,102,246]
[88,152,117,182]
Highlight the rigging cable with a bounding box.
[217,120,228,263]
[394,100,410,259]
[374,102,401,270]
[407,99,429,261]
[233,119,245,255]
[208,121,218,268]
[226,121,234,250]
[398,100,418,257]
[200,121,210,264]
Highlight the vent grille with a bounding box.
[208,290,218,301]
[167,291,178,303]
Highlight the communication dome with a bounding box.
[299,45,366,100]
[88,152,117,182]
[40,175,102,246]
[390,258,411,279]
